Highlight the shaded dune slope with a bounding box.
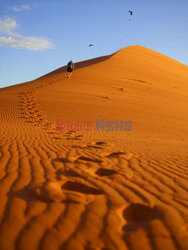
[0,46,188,250]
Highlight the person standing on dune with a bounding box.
[67,60,74,77]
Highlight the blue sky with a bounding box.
[0,0,187,88]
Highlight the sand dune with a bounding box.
[0,45,188,250]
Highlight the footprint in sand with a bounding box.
[76,156,103,163]
[62,181,103,195]
[56,168,80,179]
[95,141,107,145]
[75,135,83,138]
[95,168,117,177]
[53,157,71,163]
[86,141,107,149]
[52,137,62,140]
[118,87,125,92]
[15,182,65,203]
[123,203,163,231]
[107,152,126,157]
[47,131,56,135]
[107,152,134,160]
[66,137,82,141]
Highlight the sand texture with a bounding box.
[0,45,188,250]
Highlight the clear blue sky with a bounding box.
[0,0,187,88]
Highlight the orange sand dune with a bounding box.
[0,45,188,250]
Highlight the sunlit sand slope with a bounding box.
[0,45,188,250]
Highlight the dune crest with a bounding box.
[0,45,188,250]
